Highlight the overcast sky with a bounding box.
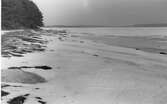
[33,0,167,26]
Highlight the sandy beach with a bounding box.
[1,27,167,104]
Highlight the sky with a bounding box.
[32,0,167,26]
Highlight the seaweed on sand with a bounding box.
[38,100,46,104]
[34,66,52,70]
[8,65,52,70]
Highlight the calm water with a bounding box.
[49,27,167,36]
[46,27,167,54]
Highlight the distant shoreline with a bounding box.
[45,25,167,28]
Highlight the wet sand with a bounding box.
[81,32,167,54]
[1,28,167,104]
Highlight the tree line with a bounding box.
[2,0,43,30]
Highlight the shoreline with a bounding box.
[1,28,167,104]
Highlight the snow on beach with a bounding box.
[1,27,167,104]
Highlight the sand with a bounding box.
[1,28,167,104]
[2,69,46,84]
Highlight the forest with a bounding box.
[2,0,43,30]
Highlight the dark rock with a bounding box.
[12,85,23,87]
[93,54,99,57]
[160,52,167,55]
[2,90,10,97]
[2,84,10,88]
[7,95,26,104]
[80,41,84,43]
[35,97,42,100]
[24,94,30,97]
[135,48,140,50]
[58,37,63,41]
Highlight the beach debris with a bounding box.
[1,29,70,57]
[2,30,47,58]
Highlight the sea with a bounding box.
[46,27,167,36]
